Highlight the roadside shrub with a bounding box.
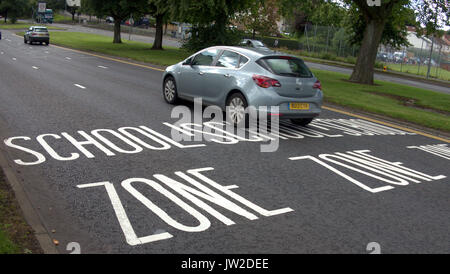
[182,25,243,52]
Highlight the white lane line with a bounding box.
[45,51,49,54]
[97,65,108,69]
[5,39,11,42]
[74,84,86,89]
[1,52,4,55]
[65,57,72,60]
[12,57,17,61]
[32,66,39,70]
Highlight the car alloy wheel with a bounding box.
[226,93,248,127]
[163,77,178,104]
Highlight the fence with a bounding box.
[377,37,450,81]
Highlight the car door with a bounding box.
[202,50,243,105]
[178,48,219,99]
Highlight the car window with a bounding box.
[258,57,313,78]
[192,49,219,66]
[253,41,265,47]
[238,56,249,68]
[216,50,240,68]
[34,28,48,32]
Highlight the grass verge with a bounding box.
[15,31,449,132]
[0,168,42,254]
[0,22,64,30]
[46,31,190,66]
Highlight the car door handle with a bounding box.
[224,74,231,78]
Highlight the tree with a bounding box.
[278,0,346,35]
[88,0,148,43]
[148,0,170,50]
[346,0,448,84]
[172,0,253,51]
[237,0,280,39]
[0,0,28,23]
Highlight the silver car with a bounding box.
[162,46,323,126]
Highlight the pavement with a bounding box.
[0,29,449,254]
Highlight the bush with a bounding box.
[182,25,243,52]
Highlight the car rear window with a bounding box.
[257,57,313,78]
[34,28,48,32]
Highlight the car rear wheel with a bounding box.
[24,37,26,43]
[290,118,313,126]
[163,76,178,104]
[226,93,249,127]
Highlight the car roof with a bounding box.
[31,26,48,29]
[206,46,296,61]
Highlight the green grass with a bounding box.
[53,13,73,23]
[0,22,64,30]
[313,69,450,132]
[0,228,20,254]
[386,63,450,81]
[47,32,191,66]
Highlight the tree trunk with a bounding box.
[152,14,164,50]
[4,11,7,23]
[349,21,386,84]
[113,20,122,43]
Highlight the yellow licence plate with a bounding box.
[290,103,310,110]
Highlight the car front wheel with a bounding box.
[163,76,178,104]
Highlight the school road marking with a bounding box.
[322,106,450,143]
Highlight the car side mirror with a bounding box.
[182,59,192,66]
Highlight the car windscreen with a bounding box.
[257,57,313,78]
[34,28,48,32]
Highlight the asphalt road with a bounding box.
[0,30,449,254]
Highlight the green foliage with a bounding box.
[173,0,253,51]
[182,25,243,51]
[344,0,411,49]
[236,0,280,37]
[0,0,29,22]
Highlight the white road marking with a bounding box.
[1,52,4,54]
[98,65,108,69]
[74,84,86,89]
[45,51,49,54]
[32,66,39,70]
[65,57,71,60]
[5,39,11,42]
[12,57,16,61]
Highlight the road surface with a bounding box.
[0,30,449,254]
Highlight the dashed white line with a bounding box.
[74,84,86,89]
[32,66,39,70]
[12,57,17,61]
[65,57,72,60]
[1,52,4,55]
[97,65,108,69]
[5,39,11,42]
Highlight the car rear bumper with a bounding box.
[29,37,49,42]
[247,89,323,119]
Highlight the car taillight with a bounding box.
[252,75,282,88]
[313,80,322,90]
